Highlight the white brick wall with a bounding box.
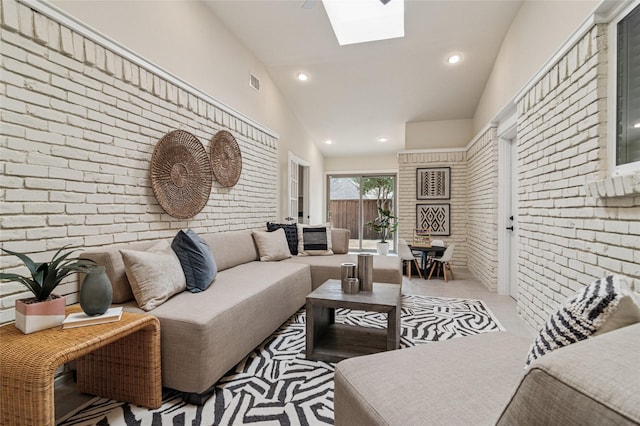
[398,130,498,290]
[516,24,640,330]
[467,127,499,291]
[398,151,468,269]
[0,0,278,323]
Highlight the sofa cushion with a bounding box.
[200,230,259,272]
[252,229,292,261]
[172,229,217,293]
[334,331,531,426]
[297,224,333,256]
[266,222,299,255]
[526,275,640,365]
[498,323,640,425]
[122,261,312,393]
[120,240,186,311]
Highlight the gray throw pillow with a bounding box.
[172,229,217,293]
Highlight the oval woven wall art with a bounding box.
[150,130,212,219]
[210,130,242,187]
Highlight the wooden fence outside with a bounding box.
[330,199,392,240]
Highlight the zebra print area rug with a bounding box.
[59,295,504,426]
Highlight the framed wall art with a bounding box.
[416,167,450,200]
[416,204,450,236]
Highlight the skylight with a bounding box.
[322,0,405,46]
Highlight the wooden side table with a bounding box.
[0,305,161,426]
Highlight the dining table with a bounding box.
[409,245,446,278]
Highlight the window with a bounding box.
[327,174,396,252]
[616,4,640,167]
[610,2,640,173]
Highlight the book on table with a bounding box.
[62,307,123,329]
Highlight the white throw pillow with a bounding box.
[252,229,292,261]
[525,274,640,366]
[120,240,186,311]
[296,224,333,256]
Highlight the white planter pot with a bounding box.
[15,295,66,334]
[376,242,390,256]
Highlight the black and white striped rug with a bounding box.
[59,295,504,426]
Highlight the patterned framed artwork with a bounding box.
[416,167,450,200]
[416,204,450,236]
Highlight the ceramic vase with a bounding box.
[80,266,113,316]
[357,253,373,291]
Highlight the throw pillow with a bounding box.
[296,224,333,256]
[266,222,299,255]
[171,229,217,293]
[525,274,640,366]
[252,228,292,261]
[120,240,187,311]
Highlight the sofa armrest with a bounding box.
[497,323,640,425]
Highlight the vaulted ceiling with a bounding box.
[204,0,523,157]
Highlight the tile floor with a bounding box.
[55,269,534,421]
[402,268,534,338]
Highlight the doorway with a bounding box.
[498,120,518,299]
[288,153,310,224]
[327,174,396,252]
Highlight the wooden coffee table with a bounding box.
[305,279,401,362]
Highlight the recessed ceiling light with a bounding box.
[324,139,333,145]
[378,137,388,142]
[634,122,640,128]
[447,54,462,65]
[297,72,309,81]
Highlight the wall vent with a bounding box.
[249,73,260,92]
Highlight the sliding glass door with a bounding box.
[327,174,396,252]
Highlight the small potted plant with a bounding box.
[365,206,399,255]
[0,245,95,334]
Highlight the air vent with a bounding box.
[249,73,260,92]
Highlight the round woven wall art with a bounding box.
[150,130,212,219]
[210,130,242,187]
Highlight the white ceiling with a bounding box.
[204,0,523,157]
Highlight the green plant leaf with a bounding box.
[0,245,95,301]
[1,248,38,275]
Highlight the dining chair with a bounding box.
[428,244,455,282]
[398,238,423,279]
[425,239,445,265]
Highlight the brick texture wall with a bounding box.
[516,24,640,329]
[0,0,278,323]
[398,130,499,289]
[467,127,499,291]
[398,151,468,269]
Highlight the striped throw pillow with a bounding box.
[526,275,640,366]
[296,224,333,256]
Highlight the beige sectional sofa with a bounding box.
[334,322,640,425]
[80,228,401,404]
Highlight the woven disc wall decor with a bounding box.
[210,130,242,187]
[150,130,212,219]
